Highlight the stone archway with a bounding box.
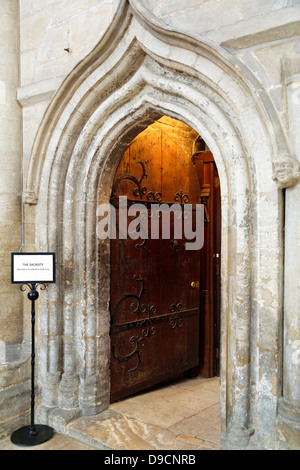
[24,0,289,449]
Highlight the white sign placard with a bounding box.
[11,253,55,283]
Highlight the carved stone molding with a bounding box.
[22,190,38,205]
[272,153,300,189]
[282,57,300,86]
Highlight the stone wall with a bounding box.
[0,0,299,449]
[0,0,29,439]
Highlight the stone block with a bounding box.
[0,0,19,53]
[32,0,59,11]
[0,319,23,344]
[0,83,22,118]
[0,13,19,52]
[0,201,21,225]
[20,7,50,52]
[0,119,21,155]
[240,0,290,17]
[0,52,19,86]
[69,3,115,53]
[35,22,69,65]
[0,361,31,440]
[0,153,21,175]
[20,49,38,87]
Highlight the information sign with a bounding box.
[11,252,55,284]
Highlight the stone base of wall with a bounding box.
[38,406,82,435]
[0,357,31,439]
[276,422,300,450]
[277,399,300,449]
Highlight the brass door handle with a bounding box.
[170,239,180,251]
[191,281,199,288]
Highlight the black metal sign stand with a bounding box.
[10,283,54,447]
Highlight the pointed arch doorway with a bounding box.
[25,1,288,447]
[109,116,221,402]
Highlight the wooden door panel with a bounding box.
[110,308,199,402]
[110,124,202,402]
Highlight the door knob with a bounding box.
[191,281,199,288]
[170,239,180,250]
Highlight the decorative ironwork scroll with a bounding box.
[111,160,148,200]
[146,191,162,202]
[111,277,157,375]
[169,302,184,330]
[174,191,189,204]
[111,278,198,374]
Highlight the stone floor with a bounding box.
[0,376,221,451]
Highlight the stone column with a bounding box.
[0,0,22,360]
[277,58,300,445]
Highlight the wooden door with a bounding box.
[192,151,221,377]
[109,127,202,402]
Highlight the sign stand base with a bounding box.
[11,424,54,447]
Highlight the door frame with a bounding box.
[192,150,221,378]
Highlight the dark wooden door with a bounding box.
[109,127,202,402]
